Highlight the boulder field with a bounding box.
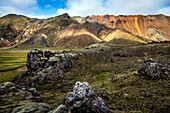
[0,81,111,113]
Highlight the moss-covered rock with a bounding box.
[0,82,42,112]
[63,81,111,113]
[138,59,170,79]
[13,49,75,86]
[85,44,110,49]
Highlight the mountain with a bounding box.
[89,14,170,37]
[73,14,170,44]
[54,23,102,48]
[102,28,150,44]
[0,13,170,48]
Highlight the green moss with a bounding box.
[0,71,23,83]
[37,43,170,112]
[1,43,169,112]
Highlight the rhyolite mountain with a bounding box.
[0,13,170,48]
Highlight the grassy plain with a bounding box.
[35,43,169,113]
[0,52,27,72]
[0,43,169,112]
[0,52,27,83]
[0,48,76,83]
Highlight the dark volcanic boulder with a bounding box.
[0,82,41,101]
[44,50,54,58]
[63,81,110,113]
[26,49,43,70]
[138,59,170,79]
[113,51,127,57]
[0,82,43,112]
[13,49,76,86]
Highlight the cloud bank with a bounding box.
[0,0,37,15]
[0,0,169,19]
[0,0,51,18]
[57,0,170,16]
[159,7,170,16]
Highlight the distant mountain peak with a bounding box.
[0,13,169,49]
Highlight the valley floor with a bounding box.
[0,43,170,112]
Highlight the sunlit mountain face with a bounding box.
[0,13,169,48]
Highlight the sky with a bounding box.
[0,0,169,18]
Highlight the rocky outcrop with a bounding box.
[0,82,44,112]
[113,50,127,57]
[85,44,110,49]
[147,28,169,42]
[0,81,110,113]
[63,81,110,113]
[60,13,70,19]
[13,49,77,86]
[138,59,170,79]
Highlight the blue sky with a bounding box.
[0,0,169,18]
[36,0,67,16]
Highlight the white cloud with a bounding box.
[0,0,169,19]
[57,0,170,16]
[0,0,56,19]
[0,0,37,8]
[26,14,51,19]
[45,5,51,9]
[0,6,22,16]
[0,0,39,17]
[159,7,170,16]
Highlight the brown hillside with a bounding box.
[0,13,170,49]
[54,23,102,48]
[90,14,170,38]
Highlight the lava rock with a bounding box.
[113,51,127,57]
[28,88,40,96]
[63,81,111,113]
[138,59,170,79]
[13,49,74,86]
[44,50,54,58]
[0,82,43,112]
[85,44,110,49]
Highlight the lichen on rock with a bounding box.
[13,49,78,86]
[138,59,170,79]
[63,81,111,113]
[0,82,43,112]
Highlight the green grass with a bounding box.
[0,71,23,83]
[0,47,77,51]
[30,43,169,112]
[1,43,169,112]
[0,52,27,72]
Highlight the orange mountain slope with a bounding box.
[90,14,170,37]
[0,13,170,48]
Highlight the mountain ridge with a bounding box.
[0,13,169,48]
